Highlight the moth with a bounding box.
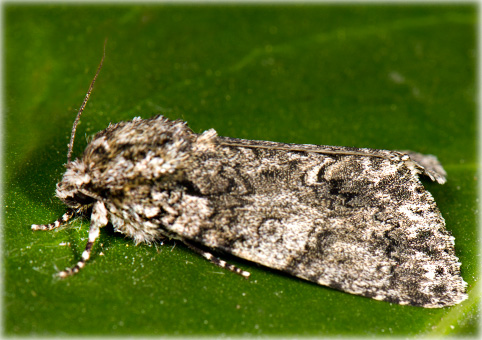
[32,47,467,308]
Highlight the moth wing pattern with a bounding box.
[170,134,466,308]
[37,115,467,308]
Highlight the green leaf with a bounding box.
[4,4,478,336]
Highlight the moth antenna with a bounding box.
[67,38,107,163]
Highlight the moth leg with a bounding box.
[58,201,108,278]
[183,240,251,278]
[31,209,76,231]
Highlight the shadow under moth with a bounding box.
[32,47,467,309]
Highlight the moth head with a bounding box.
[56,160,95,208]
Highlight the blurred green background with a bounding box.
[4,3,478,337]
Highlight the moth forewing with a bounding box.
[172,133,466,308]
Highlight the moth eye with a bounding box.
[69,191,96,205]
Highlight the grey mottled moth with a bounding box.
[32,47,467,308]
